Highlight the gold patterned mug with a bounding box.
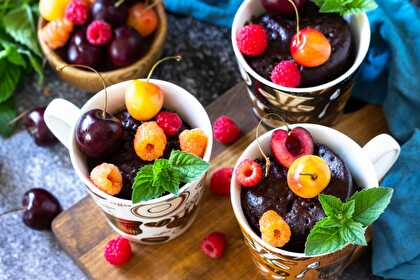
[45,80,213,244]
[230,124,400,279]
[231,0,371,128]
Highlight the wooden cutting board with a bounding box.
[52,83,388,280]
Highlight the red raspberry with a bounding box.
[201,232,226,258]
[104,236,132,265]
[213,115,240,145]
[235,159,263,187]
[270,60,301,88]
[65,0,89,25]
[87,20,112,46]
[210,167,233,196]
[156,111,182,136]
[236,24,267,56]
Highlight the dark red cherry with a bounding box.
[108,27,144,67]
[67,31,104,68]
[22,188,62,230]
[76,109,123,158]
[91,0,128,26]
[24,107,57,146]
[260,0,306,15]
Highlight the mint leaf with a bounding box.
[319,194,354,219]
[311,0,378,16]
[305,218,347,256]
[319,0,343,13]
[0,45,26,67]
[131,165,165,203]
[168,150,209,182]
[3,4,41,57]
[20,49,44,86]
[349,187,393,226]
[339,221,367,246]
[152,159,181,194]
[0,60,21,103]
[0,97,16,137]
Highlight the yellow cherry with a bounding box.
[125,55,182,121]
[287,155,331,198]
[125,80,163,121]
[39,0,70,21]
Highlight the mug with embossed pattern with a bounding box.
[231,124,400,279]
[231,0,371,128]
[44,80,213,244]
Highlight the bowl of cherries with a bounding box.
[38,0,167,92]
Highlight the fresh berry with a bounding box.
[270,60,301,88]
[287,155,331,198]
[291,28,331,68]
[210,167,233,196]
[25,107,57,146]
[179,128,208,158]
[128,3,158,37]
[87,20,112,46]
[134,121,167,161]
[22,188,62,230]
[201,232,226,258]
[213,116,240,145]
[236,24,268,56]
[40,19,74,50]
[91,0,128,27]
[65,0,89,25]
[260,0,306,15]
[104,236,132,265]
[108,26,144,66]
[117,111,142,133]
[90,163,123,195]
[156,112,182,136]
[259,210,291,248]
[125,80,163,121]
[235,159,263,187]
[271,127,314,168]
[39,0,70,21]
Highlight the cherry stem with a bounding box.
[8,110,28,126]
[287,0,300,45]
[146,55,182,82]
[114,0,126,7]
[0,207,23,217]
[300,173,318,180]
[57,64,108,119]
[256,113,291,177]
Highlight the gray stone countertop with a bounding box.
[0,14,380,280]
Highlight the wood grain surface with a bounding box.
[52,83,388,279]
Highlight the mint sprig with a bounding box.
[131,150,209,203]
[305,187,393,256]
[311,0,378,16]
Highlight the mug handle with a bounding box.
[44,98,81,150]
[362,134,400,181]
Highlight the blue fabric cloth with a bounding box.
[163,0,242,27]
[338,1,420,279]
[372,129,420,280]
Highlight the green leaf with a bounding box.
[0,45,26,67]
[339,221,367,246]
[0,97,16,137]
[319,194,355,219]
[305,218,348,256]
[312,0,378,16]
[131,165,165,203]
[168,150,209,182]
[152,159,182,194]
[20,49,44,86]
[3,4,41,57]
[349,187,393,226]
[0,60,21,103]
[320,0,344,13]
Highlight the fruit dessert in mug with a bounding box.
[236,126,393,256]
[236,0,376,88]
[39,0,159,69]
[71,57,210,203]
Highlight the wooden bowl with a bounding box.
[38,3,168,93]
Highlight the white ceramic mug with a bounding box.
[231,0,371,127]
[45,80,213,244]
[231,124,400,279]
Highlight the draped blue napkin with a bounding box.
[163,0,420,278]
